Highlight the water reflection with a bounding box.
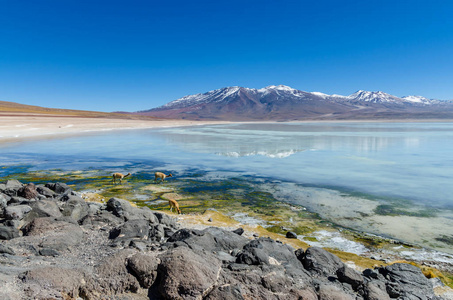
[152,123,422,156]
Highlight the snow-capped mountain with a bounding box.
[346,90,403,103]
[401,95,433,104]
[136,85,452,121]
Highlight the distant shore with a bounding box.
[2,112,452,144]
[0,113,229,143]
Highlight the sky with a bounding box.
[1,0,452,112]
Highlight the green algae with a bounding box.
[374,204,437,218]
[435,235,453,246]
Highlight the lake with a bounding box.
[1,122,453,253]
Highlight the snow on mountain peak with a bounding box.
[348,90,402,103]
[402,95,432,104]
[311,92,330,98]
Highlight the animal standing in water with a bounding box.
[112,172,131,184]
[154,172,172,183]
[168,198,181,214]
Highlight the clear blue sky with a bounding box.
[1,0,452,112]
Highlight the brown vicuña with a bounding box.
[168,198,181,214]
[154,172,172,183]
[112,172,131,184]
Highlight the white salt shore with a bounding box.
[0,113,228,143]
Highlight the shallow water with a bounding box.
[1,122,453,252]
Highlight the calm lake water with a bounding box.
[1,122,452,209]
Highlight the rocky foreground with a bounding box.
[0,180,446,299]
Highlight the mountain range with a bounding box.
[135,85,453,121]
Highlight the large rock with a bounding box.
[299,247,344,277]
[84,249,141,298]
[204,284,245,300]
[21,217,84,251]
[336,265,364,290]
[1,180,23,197]
[126,253,160,288]
[149,224,165,242]
[317,284,355,300]
[236,247,269,265]
[167,227,248,255]
[0,225,20,240]
[36,185,56,198]
[0,193,10,210]
[45,182,72,194]
[4,205,32,220]
[154,211,178,228]
[17,183,38,199]
[106,198,158,224]
[61,196,89,222]
[157,247,222,299]
[364,281,391,300]
[379,263,436,299]
[109,219,150,243]
[20,267,87,299]
[25,200,63,221]
[242,237,302,266]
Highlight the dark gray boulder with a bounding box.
[106,197,131,218]
[299,247,345,277]
[236,247,269,265]
[336,265,364,290]
[364,280,391,300]
[61,196,89,222]
[38,247,60,257]
[126,253,160,288]
[1,180,23,197]
[45,182,72,194]
[0,193,10,211]
[36,185,56,198]
[4,204,32,220]
[149,224,165,242]
[286,231,298,239]
[157,247,222,300]
[106,197,158,224]
[232,227,244,235]
[167,227,248,254]
[90,209,124,226]
[242,237,302,267]
[379,263,437,299]
[317,283,356,300]
[26,200,63,221]
[0,226,20,240]
[203,227,249,250]
[109,219,150,243]
[205,284,245,300]
[153,211,178,228]
[84,249,140,298]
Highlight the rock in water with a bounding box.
[286,231,298,239]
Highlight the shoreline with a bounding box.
[1,113,452,144]
[0,113,230,144]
